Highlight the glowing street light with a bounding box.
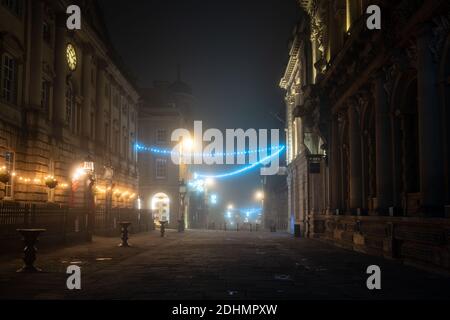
[210,194,218,205]
[183,137,194,151]
[255,191,264,201]
[205,177,215,187]
[227,204,234,210]
[255,190,265,229]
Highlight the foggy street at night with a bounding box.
[1,0,450,308]
[1,229,449,300]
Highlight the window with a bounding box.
[113,128,119,153]
[66,82,75,130]
[41,80,50,110]
[130,132,135,161]
[156,129,167,144]
[122,126,128,157]
[1,54,17,103]
[91,68,95,85]
[2,0,23,17]
[90,111,95,139]
[104,123,109,147]
[113,93,118,109]
[43,21,51,44]
[4,151,15,198]
[155,159,167,179]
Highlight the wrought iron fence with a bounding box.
[0,202,154,241]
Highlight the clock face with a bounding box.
[66,43,77,71]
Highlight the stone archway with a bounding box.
[151,193,170,225]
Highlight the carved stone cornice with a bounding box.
[382,51,409,100]
[430,13,450,63]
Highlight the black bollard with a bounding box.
[118,221,132,247]
[160,221,167,237]
[16,229,46,273]
[236,223,239,232]
[250,224,253,232]
[177,219,184,233]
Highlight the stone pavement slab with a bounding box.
[0,230,449,300]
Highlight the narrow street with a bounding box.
[1,230,449,300]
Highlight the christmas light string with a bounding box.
[194,145,286,179]
[135,143,283,157]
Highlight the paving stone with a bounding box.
[0,230,449,299]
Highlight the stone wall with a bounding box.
[308,214,450,272]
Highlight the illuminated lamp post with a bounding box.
[83,156,95,241]
[0,166,11,200]
[255,191,265,230]
[178,179,187,232]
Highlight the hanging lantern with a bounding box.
[0,166,10,184]
[83,155,95,172]
[45,176,59,189]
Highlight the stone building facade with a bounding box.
[0,0,139,208]
[263,174,289,231]
[138,80,194,228]
[281,0,450,271]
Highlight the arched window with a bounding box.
[1,53,17,104]
[66,82,75,130]
[122,126,128,158]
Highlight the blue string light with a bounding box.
[194,146,285,179]
[135,143,282,157]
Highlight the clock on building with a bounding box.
[66,43,77,71]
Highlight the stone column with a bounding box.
[348,100,363,211]
[29,0,43,108]
[416,24,445,214]
[82,45,93,138]
[53,14,67,126]
[95,60,107,144]
[373,72,393,214]
[329,115,341,211]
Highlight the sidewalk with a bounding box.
[1,229,449,300]
[0,230,170,299]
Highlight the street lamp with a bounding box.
[178,179,187,232]
[210,194,218,205]
[0,166,11,200]
[255,191,265,229]
[83,156,95,172]
[103,166,114,229]
[227,204,234,210]
[84,156,95,241]
[255,191,264,201]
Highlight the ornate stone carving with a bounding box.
[382,58,404,102]
[430,14,450,63]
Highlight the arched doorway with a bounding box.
[151,193,170,225]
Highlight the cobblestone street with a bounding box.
[0,230,449,300]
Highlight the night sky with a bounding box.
[98,0,300,210]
